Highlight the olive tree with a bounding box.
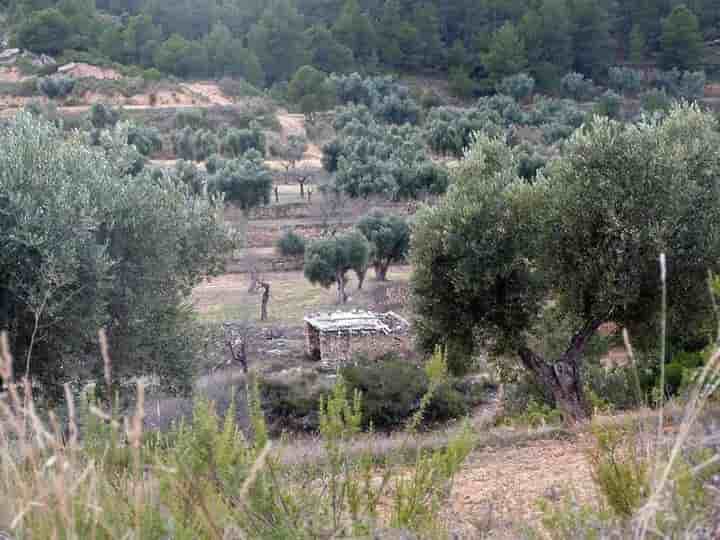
[412,105,720,424]
[208,150,272,211]
[304,231,370,303]
[0,113,233,398]
[357,211,410,281]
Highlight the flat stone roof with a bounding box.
[304,310,408,334]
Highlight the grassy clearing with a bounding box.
[193,267,411,324]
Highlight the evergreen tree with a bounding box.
[16,8,71,54]
[412,3,444,68]
[660,5,703,71]
[305,24,355,74]
[288,65,336,123]
[520,0,574,90]
[377,0,404,67]
[123,13,162,66]
[481,22,527,86]
[629,24,646,64]
[568,0,612,78]
[248,0,309,83]
[333,0,377,64]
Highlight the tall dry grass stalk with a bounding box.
[631,254,720,538]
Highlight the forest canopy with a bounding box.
[5,0,718,89]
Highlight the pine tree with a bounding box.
[248,0,309,83]
[629,24,646,64]
[660,5,703,70]
[568,0,612,78]
[332,0,377,64]
[481,22,527,86]
[520,0,573,89]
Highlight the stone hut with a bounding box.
[304,310,410,369]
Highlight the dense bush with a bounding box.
[655,69,706,99]
[496,73,535,101]
[331,73,421,125]
[207,149,272,210]
[127,125,162,156]
[276,229,306,257]
[327,113,449,199]
[37,76,76,99]
[560,72,596,101]
[174,109,209,130]
[608,66,643,95]
[341,357,488,429]
[594,90,623,120]
[172,127,219,161]
[425,106,504,157]
[89,103,120,129]
[0,113,232,396]
[172,159,206,195]
[641,89,673,114]
[221,126,266,157]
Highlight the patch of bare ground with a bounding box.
[274,110,324,168]
[449,432,595,536]
[180,82,234,105]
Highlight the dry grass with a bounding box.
[193,266,412,324]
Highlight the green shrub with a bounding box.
[583,363,648,412]
[89,103,120,129]
[127,125,162,156]
[37,76,75,99]
[260,370,331,432]
[641,89,672,114]
[588,422,649,518]
[496,73,535,101]
[560,72,596,101]
[594,90,622,120]
[276,229,306,257]
[341,357,485,429]
[608,66,643,96]
[174,109,209,130]
[222,126,266,157]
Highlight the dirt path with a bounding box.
[276,110,323,167]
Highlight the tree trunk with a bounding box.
[259,282,270,322]
[357,268,367,290]
[375,263,389,281]
[336,274,347,304]
[248,268,258,293]
[517,319,604,426]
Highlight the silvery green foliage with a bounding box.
[327,110,448,200]
[207,149,272,210]
[0,113,233,395]
[594,89,623,120]
[608,66,643,95]
[412,104,720,400]
[424,106,504,157]
[655,68,706,99]
[330,73,421,125]
[560,72,596,101]
[496,73,535,101]
[304,230,370,302]
[172,127,219,162]
[527,97,586,128]
[37,76,75,99]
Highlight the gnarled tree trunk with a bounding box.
[517,319,603,426]
[336,272,348,304]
